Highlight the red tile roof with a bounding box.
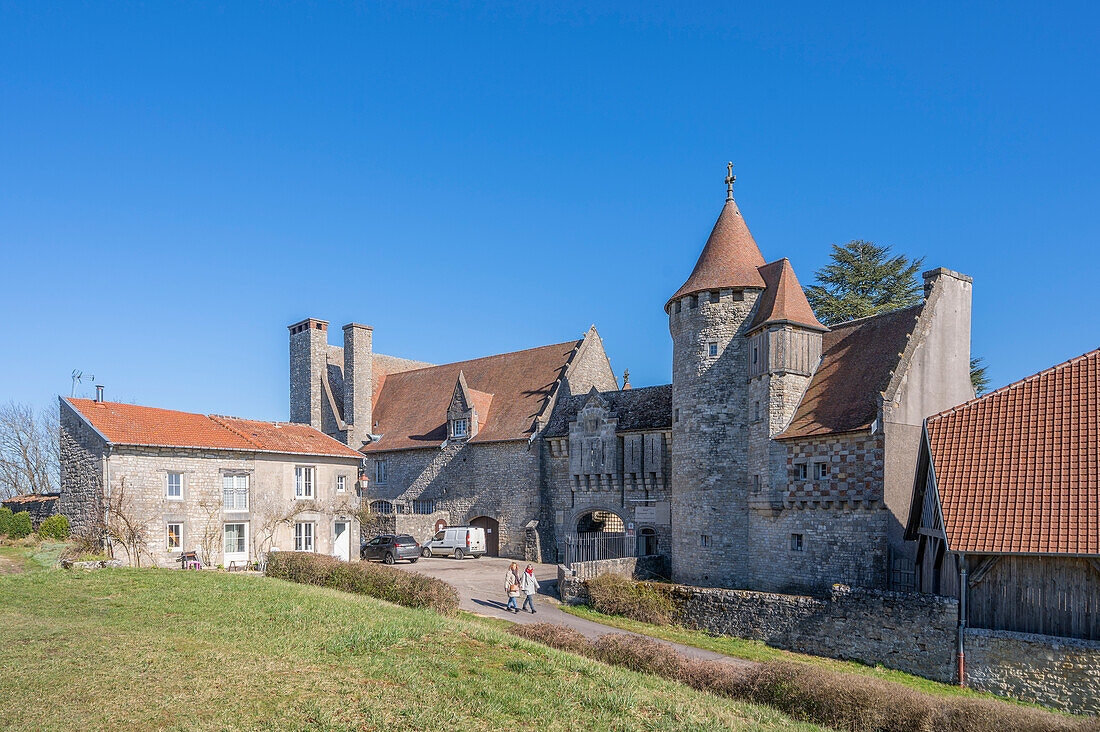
[667,200,766,309]
[64,398,363,459]
[777,305,922,439]
[365,340,581,452]
[747,258,828,333]
[926,348,1100,555]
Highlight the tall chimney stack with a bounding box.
[342,323,374,449]
[288,318,329,429]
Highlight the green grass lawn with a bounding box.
[0,541,68,573]
[0,565,824,732]
[560,604,1028,704]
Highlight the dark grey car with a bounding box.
[360,534,420,564]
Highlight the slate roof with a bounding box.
[364,340,582,452]
[925,347,1100,555]
[667,199,766,308]
[777,305,923,439]
[64,398,363,458]
[542,385,672,437]
[747,258,828,333]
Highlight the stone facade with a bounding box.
[364,440,543,557]
[58,399,362,567]
[58,399,106,536]
[668,288,762,588]
[964,628,1100,715]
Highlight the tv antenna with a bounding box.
[71,370,95,397]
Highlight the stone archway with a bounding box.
[469,515,499,556]
[567,508,630,564]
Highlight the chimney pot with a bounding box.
[95,385,104,403]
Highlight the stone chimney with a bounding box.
[288,318,329,429]
[342,323,373,449]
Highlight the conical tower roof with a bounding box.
[747,258,828,333]
[666,198,767,310]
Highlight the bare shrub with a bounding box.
[265,551,459,616]
[586,573,677,625]
[590,633,683,677]
[509,623,590,654]
[506,622,1087,732]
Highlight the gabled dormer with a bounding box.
[447,370,493,441]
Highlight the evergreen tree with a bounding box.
[805,240,924,326]
[970,356,991,396]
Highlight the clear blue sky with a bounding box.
[2,2,1097,420]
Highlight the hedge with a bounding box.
[510,624,1088,732]
[265,551,459,616]
[38,515,71,541]
[0,507,11,537]
[7,511,32,540]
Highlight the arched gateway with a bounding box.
[566,509,630,564]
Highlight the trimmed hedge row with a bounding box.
[265,551,459,616]
[510,623,1090,732]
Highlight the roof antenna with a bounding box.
[725,162,735,202]
[71,370,95,398]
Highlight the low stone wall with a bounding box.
[964,628,1100,715]
[60,558,125,570]
[558,555,671,604]
[672,583,959,683]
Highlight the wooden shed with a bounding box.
[906,347,1100,641]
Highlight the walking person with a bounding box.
[520,564,539,613]
[504,562,521,613]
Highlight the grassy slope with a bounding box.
[560,605,1027,704]
[0,567,823,732]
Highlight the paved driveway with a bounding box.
[393,555,756,670]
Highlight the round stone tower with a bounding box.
[666,172,767,588]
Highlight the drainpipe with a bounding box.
[103,445,113,557]
[957,554,967,688]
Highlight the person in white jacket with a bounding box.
[520,564,540,613]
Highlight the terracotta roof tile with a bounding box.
[747,258,828,333]
[777,305,922,439]
[667,200,766,308]
[927,347,1100,555]
[364,340,581,452]
[64,398,362,459]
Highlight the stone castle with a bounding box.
[289,178,974,593]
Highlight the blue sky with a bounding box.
[2,2,1097,420]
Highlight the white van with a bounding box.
[421,526,487,559]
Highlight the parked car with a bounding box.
[360,534,420,564]
[421,526,487,559]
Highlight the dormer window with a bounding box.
[451,418,469,438]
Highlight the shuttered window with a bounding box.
[222,474,249,511]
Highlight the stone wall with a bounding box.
[671,583,958,683]
[58,399,105,536]
[669,288,760,588]
[964,628,1100,715]
[363,440,543,559]
[99,447,360,567]
[558,555,672,604]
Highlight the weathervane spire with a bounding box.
[725,161,735,202]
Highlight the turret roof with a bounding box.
[666,199,766,309]
[747,258,828,333]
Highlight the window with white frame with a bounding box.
[790,533,804,552]
[295,466,314,499]
[451,417,469,438]
[814,462,830,480]
[336,475,346,493]
[166,522,182,551]
[294,522,314,552]
[222,474,249,511]
[797,463,808,480]
[224,523,246,555]
[708,341,718,357]
[375,460,387,484]
[166,472,183,500]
